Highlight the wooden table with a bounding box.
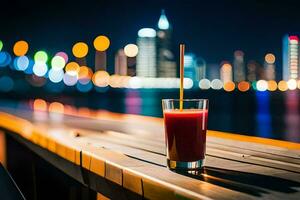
[0,106,300,200]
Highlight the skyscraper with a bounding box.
[283,35,299,80]
[233,50,246,82]
[136,28,157,77]
[156,10,176,77]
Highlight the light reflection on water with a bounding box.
[285,91,300,142]
[255,91,272,138]
[0,89,300,143]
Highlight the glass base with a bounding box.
[167,159,204,171]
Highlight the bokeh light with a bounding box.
[0,52,11,67]
[287,79,297,90]
[256,80,268,91]
[237,81,250,92]
[55,52,68,63]
[15,56,29,71]
[198,79,211,90]
[33,99,47,112]
[49,69,64,83]
[297,80,300,89]
[49,102,64,114]
[33,62,48,77]
[78,66,93,85]
[183,78,193,89]
[223,81,235,92]
[267,80,277,91]
[51,55,66,70]
[265,53,276,64]
[92,71,110,87]
[24,59,34,74]
[124,44,139,57]
[13,40,29,56]
[34,51,48,63]
[109,74,121,88]
[128,76,142,89]
[0,40,3,51]
[211,79,223,90]
[65,62,80,74]
[252,81,257,90]
[278,80,288,91]
[63,71,78,86]
[93,35,110,51]
[72,42,88,58]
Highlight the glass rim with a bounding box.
[162,99,209,102]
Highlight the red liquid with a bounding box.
[163,109,208,162]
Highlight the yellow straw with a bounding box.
[179,44,185,111]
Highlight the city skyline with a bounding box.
[2,1,300,75]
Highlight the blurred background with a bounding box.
[0,0,300,142]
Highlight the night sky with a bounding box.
[1,0,300,73]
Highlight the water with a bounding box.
[1,88,299,143]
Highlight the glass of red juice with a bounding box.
[162,99,209,170]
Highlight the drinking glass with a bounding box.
[162,99,209,170]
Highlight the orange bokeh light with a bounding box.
[65,62,80,73]
[265,53,276,64]
[93,35,110,51]
[237,81,250,92]
[267,80,277,91]
[33,99,47,111]
[49,102,64,114]
[278,80,288,91]
[13,40,29,56]
[92,71,110,87]
[72,42,88,58]
[78,66,93,79]
[223,81,235,92]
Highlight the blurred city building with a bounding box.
[220,62,233,83]
[247,60,258,82]
[184,53,197,80]
[136,28,157,77]
[156,10,177,78]
[233,50,246,82]
[207,63,220,81]
[114,49,127,75]
[195,57,206,81]
[264,53,276,80]
[283,35,299,80]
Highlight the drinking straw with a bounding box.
[180,44,185,111]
